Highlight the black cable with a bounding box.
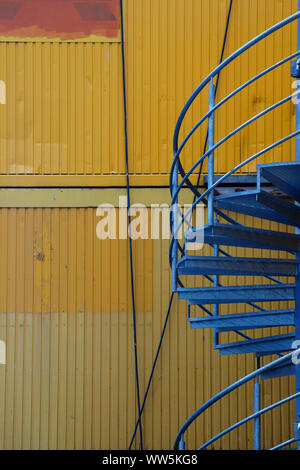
[120,0,143,450]
[127,0,238,450]
[129,1,235,450]
[128,293,175,450]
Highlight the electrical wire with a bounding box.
[120,0,143,450]
[128,293,174,450]
[128,0,234,450]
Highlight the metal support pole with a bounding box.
[208,80,219,347]
[179,434,186,450]
[254,357,261,450]
[207,80,215,226]
[171,160,178,293]
[213,230,219,348]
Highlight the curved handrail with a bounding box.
[171,91,300,208]
[173,350,300,450]
[172,11,300,158]
[169,11,300,279]
[269,438,297,451]
[198,391,300,450]
[269,437,297,450]
[169,49,300,194]
[171,129,300,243]
[170,11,300,453]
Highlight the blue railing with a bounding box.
[169,11,300,286]
[170,10,300,450]
[173,349,300,450]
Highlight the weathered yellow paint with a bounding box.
[0,174,204,188]
[0,0,298,451]
[0,208,296,450]
[0,34,121,44]
[0,187,196,208]
[0,0,297,178]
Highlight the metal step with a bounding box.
[178,284,295,304]
[256,190,300,227]
[188,309,295,331]
[215,190,300,228]
[258,162,300,203]
[260,357,296,379]
[177,256,298,277]
[185,223,300,252]
[216,333,295,355]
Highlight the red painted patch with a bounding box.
[0,0,120,41]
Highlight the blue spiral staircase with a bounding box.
[170,9,300,450]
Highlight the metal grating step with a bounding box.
[260,358,296,379]
[188,309,295,331]
[178,283,295,304]
[215,189,300,228]
[185,223,300,252]
[258,162,300,202]
[215,333,295,355]
[177,256,298,277]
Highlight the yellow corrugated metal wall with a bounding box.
[0,209,296,449]
[0,0,298,450]
[0,0,297,179]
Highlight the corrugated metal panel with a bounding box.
[0,0,297,178]
[0,208,295,449]
[0,0,298,452]
[0,42,124,175]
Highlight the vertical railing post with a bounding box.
[213,241,219,348]
[179,434,186,450]
[208,80,219,347]
[254,357,261,450]
[295,0,300,449]
[171,158,178,292]
[207,79,215,226]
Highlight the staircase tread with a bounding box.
[185,223,300,252]
[258,162,300,202]
[188,308,294,321]
[178,283,296,292]
[216,332,295,355]
[177,255,298,276]
[179,283,295,304]
[215,189,259,200]
[188,309,295,330]
[215,190,294,210]
[187,223,300,239]
[216,332,295,348]
[215,189,300,227]
[179,255,298,263]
